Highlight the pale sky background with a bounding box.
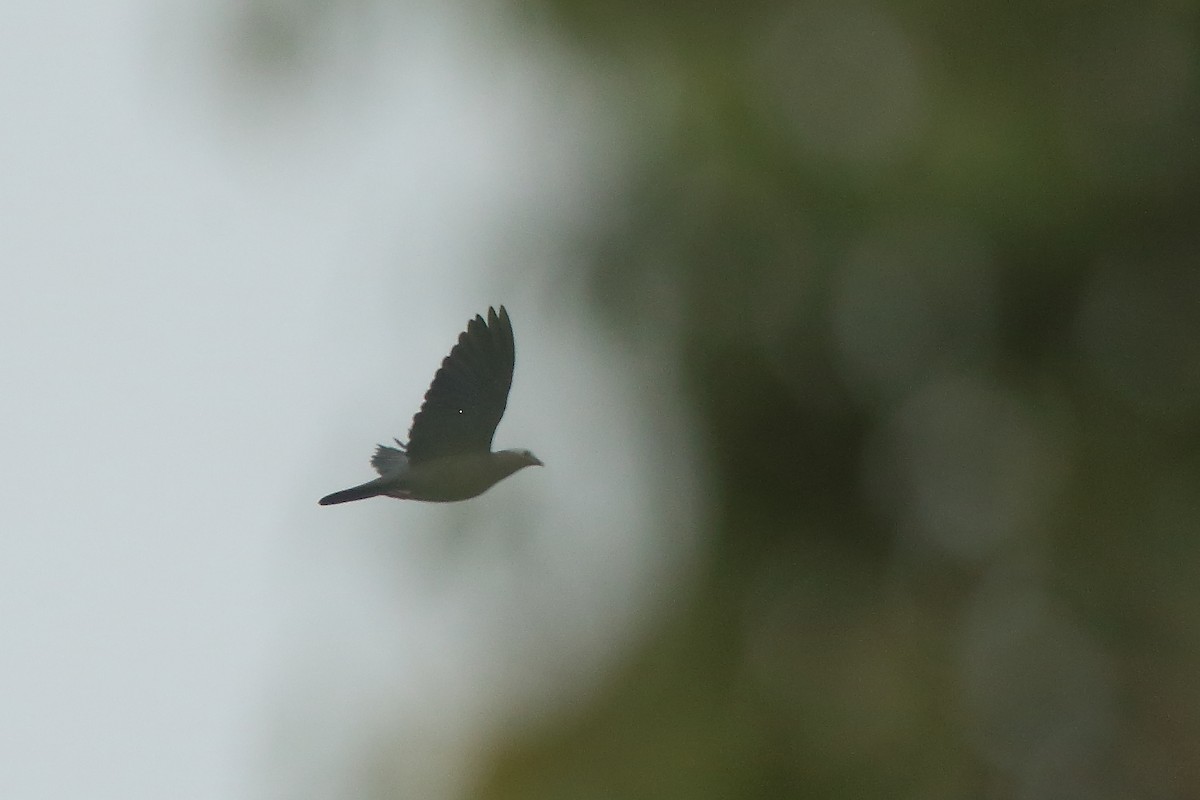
[1,2,702,798]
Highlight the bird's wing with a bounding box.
[403,306,516,463]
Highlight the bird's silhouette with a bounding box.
[319,306,541,505]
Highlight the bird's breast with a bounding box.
[402,453,511,502]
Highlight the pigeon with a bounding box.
[319,305,542,505]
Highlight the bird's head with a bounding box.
[497,448,543,469]
[488,449,543,484]
[516,449,543,468]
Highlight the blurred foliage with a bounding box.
[471,1,1200,798]
[232,0,1200,796]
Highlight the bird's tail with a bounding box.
[318,477,392,506]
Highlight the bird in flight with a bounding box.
[319,306,542,505]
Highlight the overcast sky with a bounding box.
[1,3,702,797]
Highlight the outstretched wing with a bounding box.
[403,306,516,463]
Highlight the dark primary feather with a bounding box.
[402,306,515,463]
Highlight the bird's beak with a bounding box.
[530,454,544,467]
